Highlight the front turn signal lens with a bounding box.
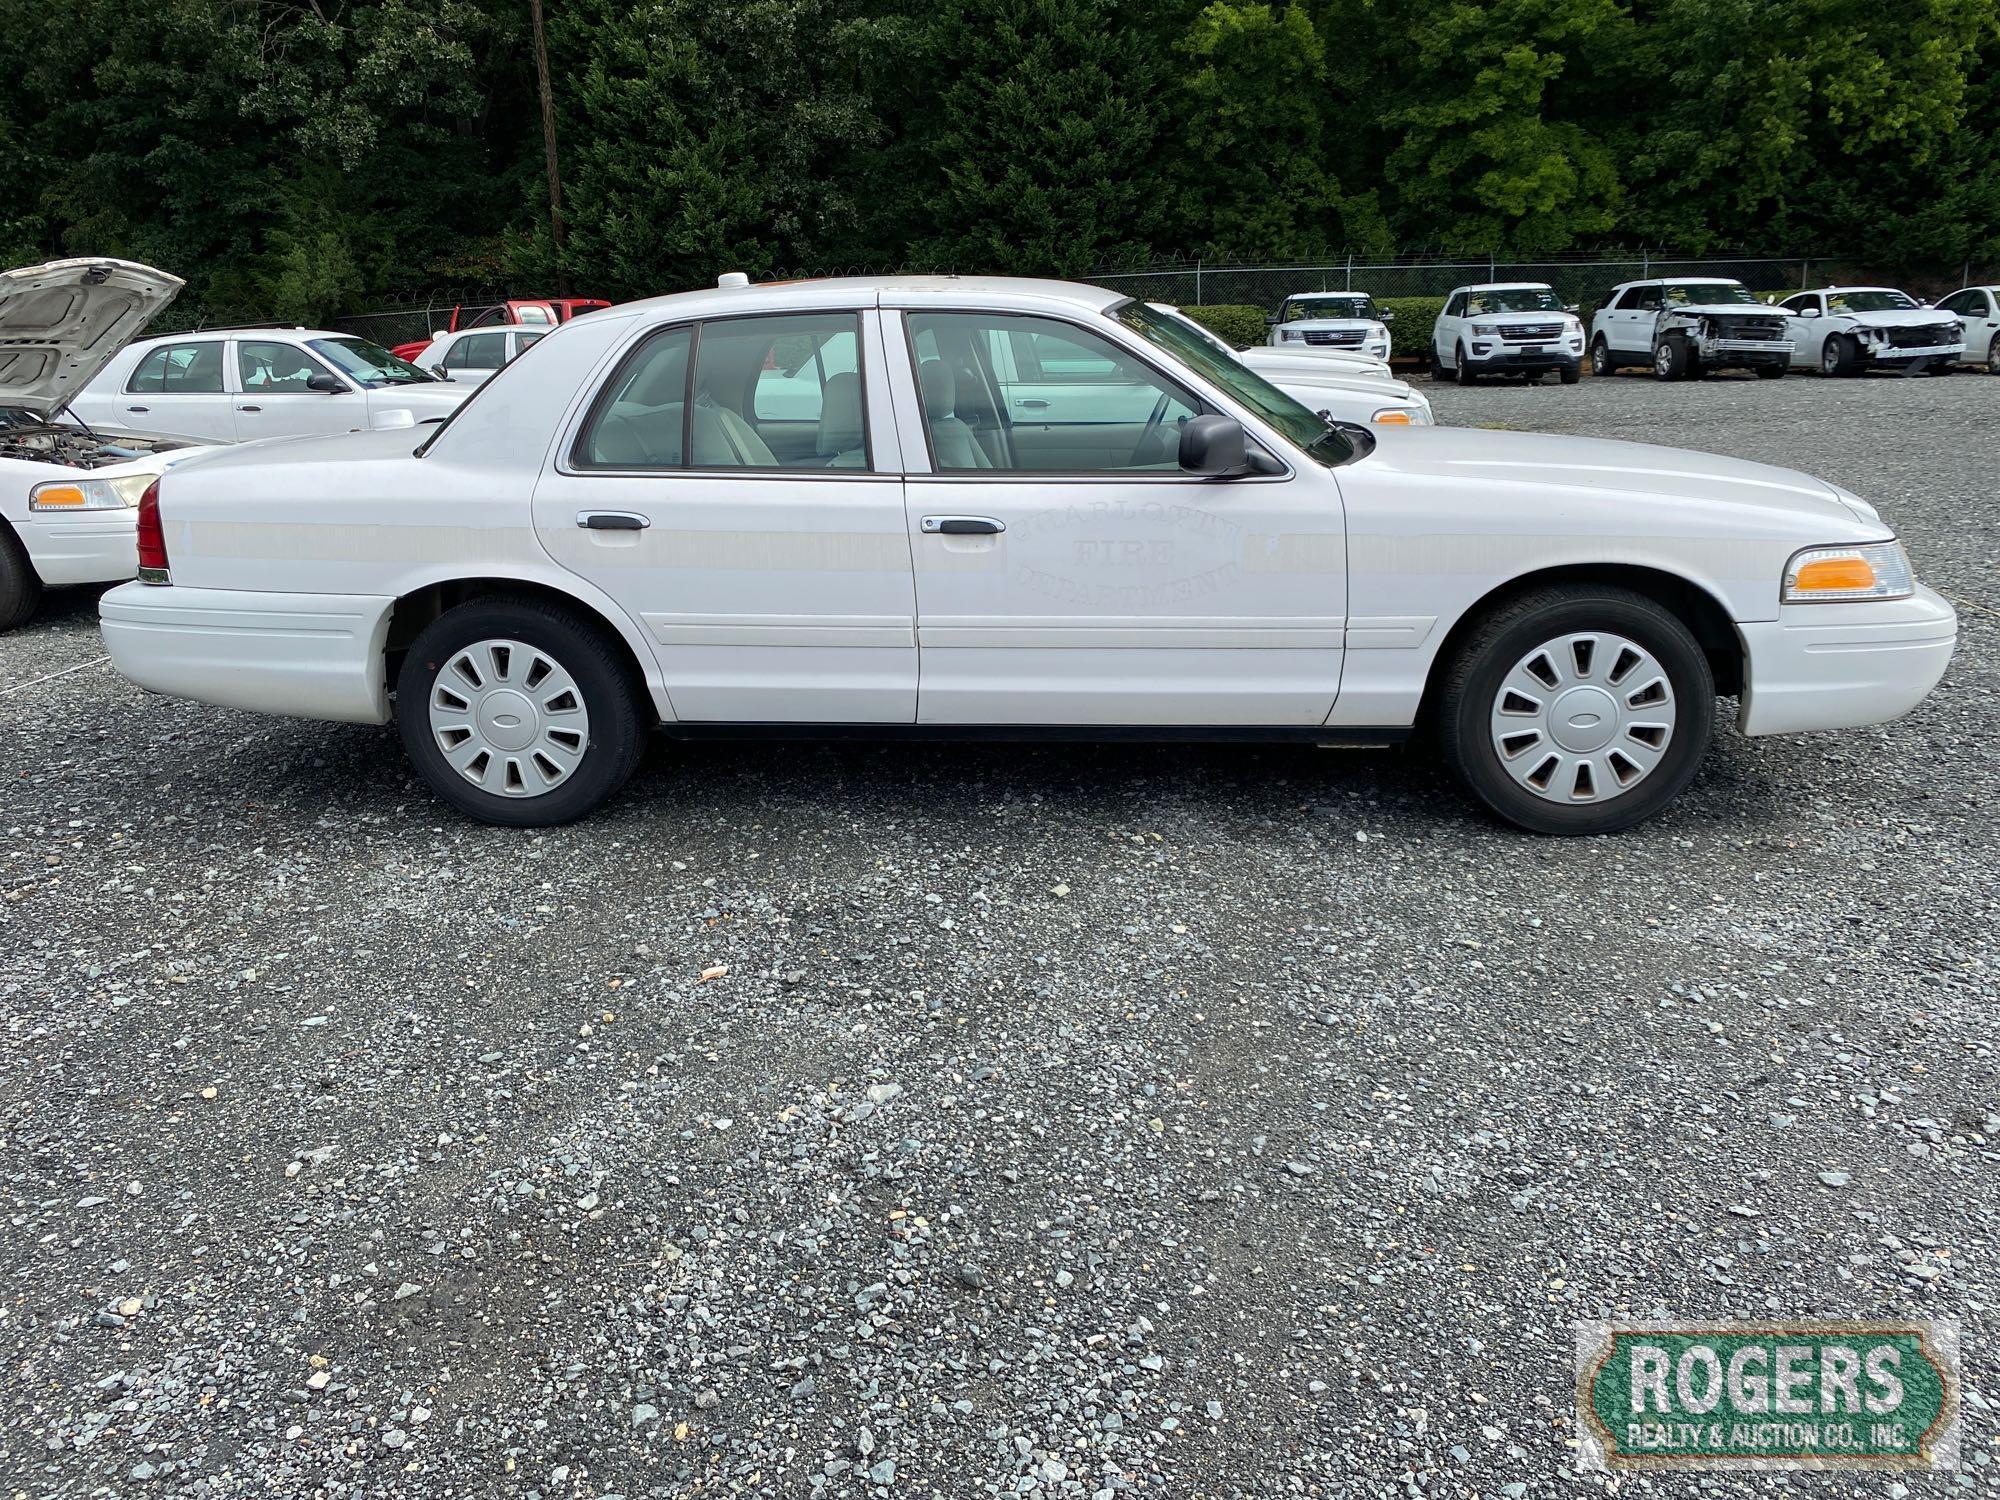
[1372,409,1414,425]
[29,483,88,508]
[1782,540,1914,603]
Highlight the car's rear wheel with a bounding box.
[396,599,645,826]
[1755,361,1787,379]
[1590,337,1616,376]
[0,524,44,634]
[1453,342,1476,385]
[1559,360,1581,385]
[1437,586,1714,835]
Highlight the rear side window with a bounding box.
[127,342,224,394]
[574,326,693,468]
[444,332,508,371]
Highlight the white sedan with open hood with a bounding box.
[101,275,1956,834]
[0,258,223,631]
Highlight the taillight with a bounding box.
[136,479,169,583]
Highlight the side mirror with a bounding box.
[1264,314,1279,327]
[1179,414,1248,476]
[1379,308,1396,322]
[307,372,346,393]
[1565,304,1581,315]
[1800,307,1819,318]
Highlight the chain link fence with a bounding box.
[1085,255,1858,312]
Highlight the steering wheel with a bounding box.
[1130,391,1173,466]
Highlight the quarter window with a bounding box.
[905,311,1198,473]
[127,341,224,394]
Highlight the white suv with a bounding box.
[1266,292,1392,360]
[70,326,470,443]
[1431,284,1584,384]
[1935,286,2000,371]
[1777,287,1966,376]
[1591,278,1793,380]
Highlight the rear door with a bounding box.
[531,306,917,722]
[440,330,509,386]
[116,339,235,440]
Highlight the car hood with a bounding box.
[1660,303,1786,319]
[0,259,183,416]
[1827,307,1956,328]
[1266,366,1419,400]
[1241,348,1390,376]
[1360,426,1880,530]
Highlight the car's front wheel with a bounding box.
[1437,586,1714,835]
[1453,343,1477,385]
[1654,336,1693,381]
[1987,333,1999,373]
[1559,360,1581,385]
[0,525,44,633]
[1755,361,1787,379]
[396,599,645,826]
[1822,335,1856,377]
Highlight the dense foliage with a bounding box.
[1,0,1994,319]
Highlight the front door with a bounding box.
[231,339,370,440]
[895,308,1346,726]
[532,307,917,722]
[1606,287,1659,354]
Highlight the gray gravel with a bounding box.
[1,370,1995,1496]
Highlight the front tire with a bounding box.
[1755,361,1787,380]
[0,524,44,633]
[396,599,645,826]
[1437,586,1714,835]
[1559,360,1581,385]
[1453,343,1476,385]
[1988,333,2000,373]
[1821,335,1856,377]
[1653,336,1692,381]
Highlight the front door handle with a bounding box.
[1015,398,1050,411]
[921,515,1005,536]
[237,405,261,413]
[578,511,650,531]
[126,405,149,414]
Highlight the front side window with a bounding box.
[1445,293,1467,317]
[238,340,337,393]
[310,336,433,386]
[1826,289,1918,314]
[1936,290,1969,315]
[1781,294,1819,315]
[128,341,224,394]
[1630,285,1664,311]
[907,309,1204,474]
[572,311,868,471]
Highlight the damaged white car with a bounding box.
[0,258,222,631]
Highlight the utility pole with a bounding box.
[529,0,568,293]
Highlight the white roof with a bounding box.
[612,274,1126,322]
[1460,282,1555,293]
[1810,286,1906,295]
[1282,290,1375,299]
[126,325,334,346]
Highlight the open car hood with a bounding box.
[0,258,183,416]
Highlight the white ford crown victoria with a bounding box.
[100,275,1957,834]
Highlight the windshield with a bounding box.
[1826,289,1919,314]
[1464,287,1563,315]
[1116,301,1354,467]
[1284,295,1375,322]
[308,337,436,387]
[1662,282,1758,306]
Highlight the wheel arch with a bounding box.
[383,573,665,722]
[1415,563,1744,728]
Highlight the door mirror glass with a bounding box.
[307,372,345,393]
[1178,414,1246,475]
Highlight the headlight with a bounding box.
[1471,323,1500,335]
[1281,330,1304,342]
[1782,540,1914,603]
[29,474,153,512]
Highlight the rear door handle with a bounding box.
[921,515,1005,536]
[126,405,149,414]
[1015,398,1050,411]
[578,511,649,531]
[237,405,261,413]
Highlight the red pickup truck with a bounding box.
[391,298,610,362]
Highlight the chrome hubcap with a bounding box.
[1489,632,1675,804]
[429,638,589,798]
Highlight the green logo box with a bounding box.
[1575,1321,1960,1472]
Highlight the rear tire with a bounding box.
[1428,345,1452,382]
[1590,337,1616,377]
[1453,343,1476,385]
[395,598,646,826]
[0,523,44,633]
[1559,360,1581,385]
[1436,585,1714,836]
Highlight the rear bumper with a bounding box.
[1737,586,1957,736]
[99,583,394,724]
[16,510,137,588]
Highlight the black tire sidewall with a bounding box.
[396,602,643,826]
[1560,360,1582,384]
[1590,337,1613,376]
[1454,343,1475,385]
[1445,593,1714,835]
[0,523,44,633]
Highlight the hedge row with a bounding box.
[1178,304,1269,349]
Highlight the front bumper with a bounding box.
[1737,585,1957,737]
[1858,342,1965,365]
[16,509,138,588]
[100,583,395,725]
[1468,340,1584,369]
[1698,340,1791,362]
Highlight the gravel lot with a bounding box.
[2,369,1995,1498]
